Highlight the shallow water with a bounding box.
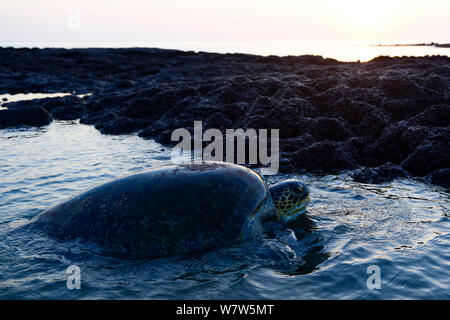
[0,93,91,110]
[0,120,448,299]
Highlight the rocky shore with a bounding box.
[0,48,448,187]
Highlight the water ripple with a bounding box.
[0,121,448,299]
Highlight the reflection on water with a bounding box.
[0,121,449,299]
[0,93,92,110]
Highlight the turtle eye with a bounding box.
[292,186,303,194]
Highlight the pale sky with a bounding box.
[0,0,449,44]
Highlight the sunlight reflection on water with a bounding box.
[2,41,449,62]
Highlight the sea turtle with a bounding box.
[26,161,310,259]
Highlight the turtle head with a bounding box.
[268,179,310,222]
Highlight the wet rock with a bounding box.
[357,109,390,138]
[400,140,450,176]
[378,73,424,99]
[0,106,52,128]
[51,105,86,120]
[408,104,450,127]
[352,163,409,184]
[139,127,176,145]
[425,169,450,189]
[0,48,448,185]
[42,96,85,110]
[307,117,352,142]
[381,99,429,122]
[95,117,151,135]
[293,141,357,172]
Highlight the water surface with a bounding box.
[0,121,448,299]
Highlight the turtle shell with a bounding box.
[29,162,276,258]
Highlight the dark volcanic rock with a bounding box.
[352,163,409,184]
[0,48,449,186]
[292,141,358,172]
[400,139,450,175]
[426,169,450,189]
[94,117,151,135]
[0,106,52,128]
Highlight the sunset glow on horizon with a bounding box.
[0,0,448,44]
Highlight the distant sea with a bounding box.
[1,40,449,62]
